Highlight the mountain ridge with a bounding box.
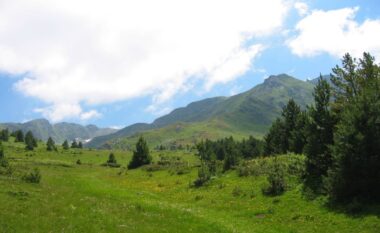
[87,74,316,149]
[0,118,117,143]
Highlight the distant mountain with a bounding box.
[87,74,316,149]
[0,119,117,143]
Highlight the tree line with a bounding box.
[263,52,380,203]
[0,129,83,152]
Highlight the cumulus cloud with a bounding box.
[0,0,289,121]
[288,7,380,58]
[294,1,309,16]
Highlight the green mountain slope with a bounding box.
[0,119,117,143]
[88,74,315,149]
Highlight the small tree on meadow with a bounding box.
[46,137,56,151]
[71,140,78,148]
[14,130,24,142]
[78,141,83,149]
[25,131,36,151]
[128,136,152,169]
[0,129,9,141]
[107,153,117,164]
[62,140,69,150]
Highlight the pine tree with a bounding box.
[25,131,36,151]
[71,140,78,148]
[128,136,152,169]
[14,130,24,142]
[282,99,301,151]
[264,119,286,155]
[107,153,117,164]
[78,141,83,149]
[46,137,56,151]
[304,76,335,193]
[0,142,4,160]
[62,140,69,150]
[327,53,380,202]
[289,110,307,154]
[0,129,9,141]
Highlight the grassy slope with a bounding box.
[1,139,379,232]
[106,119,265,150]
[90,74,315,149]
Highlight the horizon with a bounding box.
[1,73,317,128]
[0,0,379,128]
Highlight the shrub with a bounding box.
[76,159,81,165]
[232,186,243,197]
[193,164,211,187]
[262,159,286,196]
[22,168,41,183]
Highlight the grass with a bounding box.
[1,138,379,232]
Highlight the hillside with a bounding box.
[0,119,117,143]
[87,74,315,149]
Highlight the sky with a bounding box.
[0,0,379,128]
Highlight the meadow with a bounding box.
[1,138,379,233]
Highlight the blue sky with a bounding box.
[0,0,379,128]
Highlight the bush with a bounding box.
[103,153,120,167]
[22,168,41,183]
[232,186,243,197]
[262,159,286,196]
[193,165,211,187]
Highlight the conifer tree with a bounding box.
[128,136,151,169]
[327,53,380,201]
[78,141,83,149]
[0,129,9,141]
[62,140,69,150]
[25,131,36,151]
[304,76,335,193]
[46,137,56,151]
[14,130,24,142]
[71,140,78,148]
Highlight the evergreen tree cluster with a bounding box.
[70,140,83,149]
[263,52,380,203]
[0,129,9,141]
[194,135,263,180]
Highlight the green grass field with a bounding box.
[1,139,379,233]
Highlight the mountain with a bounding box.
[87,74,315,149]
[0,119,117,143]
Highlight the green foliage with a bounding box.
[0,142,4,160]
[62,140,69,150]
[106,153,117,164]
[264,99,306,156]
[327,53,380,202]
[0,129,9,141]
[14,130,24,142]
[304,77,335,193]
[22,168,41,183]
[128,136,152,169]
[71,140,78,148]
[25,131,37,151]
[193,162,211,187]
[262,159,287,196]
[78,141,83,148]
[46,137,57,151]
[239,136,263,159]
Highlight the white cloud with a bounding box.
[294,1,309,16]
[109,125,124,130]
[80,110,101,120]
[0,0,289,121]
[288,7,380,58]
